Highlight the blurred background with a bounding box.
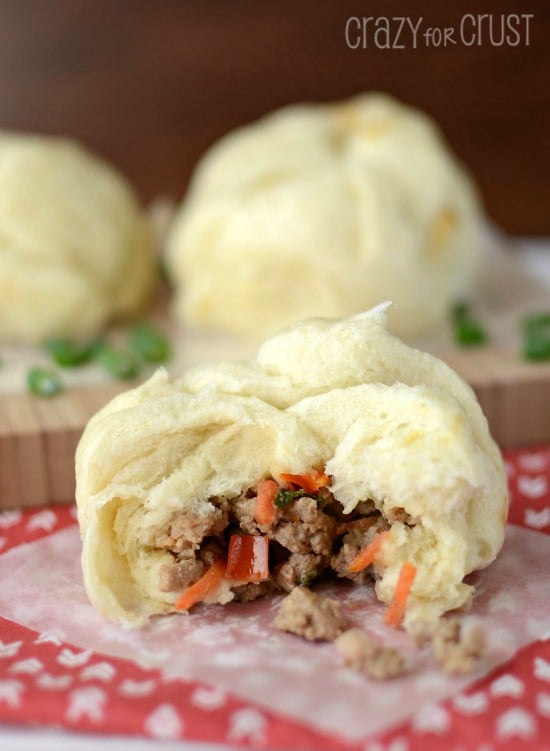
[0,0,548,234]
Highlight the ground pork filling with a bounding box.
[154,479,487,679]
[156,480,415,600]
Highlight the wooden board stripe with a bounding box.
[0,384,125,510]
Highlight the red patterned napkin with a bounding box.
[0,446,549,750]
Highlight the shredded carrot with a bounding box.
[279,470,330,494]
[384,562,417,628]
[175,559,226,611]
[348,531,389,573]
[253,479,278,526]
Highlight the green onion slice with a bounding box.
[45,337,96,367]
[451,301,488,347]
[454,319,488,346]
[523,313,550,334]
[130,322,171,363]
[274,487,329,509]
[27,368,63,397]
[274,489,307,508]
[523,332,550,362]
[521,312,550,362]
[95,344,140,380]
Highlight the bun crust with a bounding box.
[76,304,507,628]
[0,132,154,342]
[168,94,483,338]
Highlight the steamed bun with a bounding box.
[76,303,507,629]
[167,93,483,338]
[0,132,154,343]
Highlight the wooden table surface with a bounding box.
[0,0,548,234]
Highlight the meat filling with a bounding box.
[270,497,336,556]
[157,478,412,601]
[275,587,346,641]
[335,628,406,679]
[273,553,324,592]
[432,618,487,674]
[331,516,389,582]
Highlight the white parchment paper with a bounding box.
[0,524,548,741]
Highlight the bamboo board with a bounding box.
[0,348,549,510]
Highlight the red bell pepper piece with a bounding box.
[226,534,269,582]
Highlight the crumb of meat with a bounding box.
[331,516,388,582]
[355,500,377,516]
[432,618,487,675]
[170,504,228,546]
[158,539,224,593]
[271,497,336,555]
[317,486,334,506]
[231,494,260,535]
[198,539,223,567]
[156,502,228,554]
[274,587,345,641]
[155,533,176,549]
[409,620,437,647]
[273,553,323,592]
[232,581,275,602]
[384,507,419,525]
[335,628,406,680]
[335,516,379,536]
[159,558,205,592]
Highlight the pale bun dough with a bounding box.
[167,93,483,338]
[0,132,154,342]
[76,303,507,628]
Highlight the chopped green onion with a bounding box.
[274,488,307,508]
[454,319,488,346]
[274,487,328,509]
[522,313,550,362]
[129,322,171,363]
[521,312,550,362]
[95,344,140,380]
[27,368,63,397]
[273,488,326,509]
[523,334,550,362]
[45,337,96,367]
[451,301,488,347]
[523,313,550,334]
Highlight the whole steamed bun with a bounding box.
[0,132,155,343]
[167,93,484,339]
[76,303,507,629]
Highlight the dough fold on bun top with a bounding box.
[167,93,483,338]
[76,304,507,629]
[0,132,154,342]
